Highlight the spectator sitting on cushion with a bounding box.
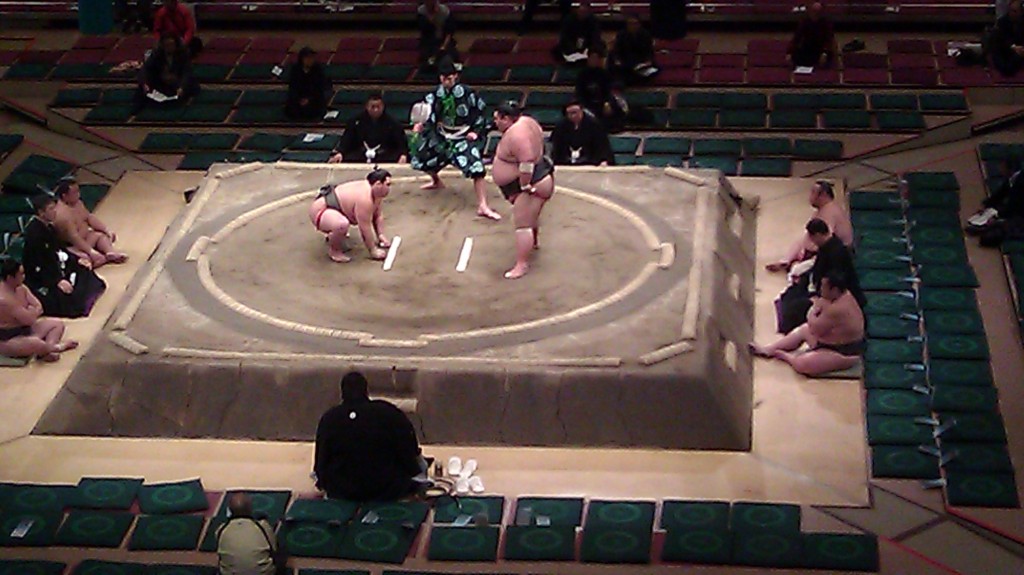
[215,492,278,575]
[786,2,836,69]
[286,47,332,121]
[137,33,200,109]
[554,0,604,65]
[609,16,659,84]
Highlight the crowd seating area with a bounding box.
[977,143,1024,341]
[0,34,1012,88]
[0,478,881,571]
[849,172,1019,509]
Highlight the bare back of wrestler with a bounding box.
[492,104,555,279]
[308,169,392,263]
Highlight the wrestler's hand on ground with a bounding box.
[370,247,387,260]
[57,280,73,294]
[466,132,478,142]
[377,236,391,249]
[328,153,343,164]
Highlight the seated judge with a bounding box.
[550,101,613,166]
[786,2,837,69]
[286,47,332,121]
[329,94,409,164]
[22,194,106,319]
[137,33,199,109]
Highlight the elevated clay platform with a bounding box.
[34,164,757,450]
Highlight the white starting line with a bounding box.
[456,237,474,272]
[382,236,402,271]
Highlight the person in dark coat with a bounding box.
[575,49,625,132]
[550,100,614,166]
[286,47,332,121]
[554,1,604,64]
[418,0,458,68]
[991,1,1024,76]
[330,93,409,164]
[313,372,427,502]
[787,2,837,68]
[137,33,199,109]
[609,16,659,84]
[21,194,106,319]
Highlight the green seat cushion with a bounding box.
[931,385,998,412]
[289,134,341,151]
[100,88,136,105]
[721,92,767,109]
[610,136,641,154]
[909,225,964,246]
[689,156,738,175]
[514,497,583,527]
[53,88,102,107]
[660,526,732,564]
[907,207,961,227]
[2,171,55,196]
[364,66,411,81]
[70,560,145,575]
[864,362,926,389]
[55,510,134,547]
[659,500,730,532]
[919,93,968,112]
[855,248,910,269]
[460,66,506,82]
[938,412,1007,443]
[979,142,1023,162]
[4,64,52,79]
[180,105,233,123]
[149,566,216,575]
[626,91,669,108]
[355,501,429,526]
[128,514,203,550]
[868,415,935,445]
[944,471,1019,508]
[527,91,572,108]
[138,479,208,514]
[580,525,652,564]
[823,110,872,129]
[643,137,691,155]
[51,64,106,80]
[433,496,504,524]
[508,65,554,82]
[877,111,927,131]
[742,137,792,156]
[230,64,278,80]
[478,90,524,106]
[918,288,976,311]
[614,153,638,166]
[191,65,232,81]
[338,522,417,563]
[740,158,792,177]
[239,133,295,153]
[427,525,500,561]
[178,152,233,170]
[80,184,109,212]
[193,89,242,105]
[772,92,820,109]
[0,509,62,546]
[279,521,345,558]
[332,89,376,106]
[140,133,193,152]
[638,154,683,167]
[70,478,143,510]
[908,189,960,210]
[730,502,800,535]
[928,360,993,387]
[281,151,332,163]
[865,339,924,364]
[852,210,905,230]
[859,269,916,291]
[585,500,655,530]
[189,133,240,150]
[872,445,940,479]
[668,109,717,128]
[134,105,185,123]
[801,533,880,571]
[0,561,65,575]
[906,171,960,191]
[941,443,1014,473]
[529,108,563,126]
[0,214,28,234]
[769,110,818,129]
[871,93,918,110]
[855,229,909,252]
[325,64,366,81]
[917,264,978,288]
[867,389,931,416]
[693,139,742,156]
[927,334,989,360]
[18,154,76,177]
[2,484,74,513]
[850,191,904,211]
[503,525,576,561]
[731,530,802,568]
[821,92,867,109]
[675,91,723,108]
[238,90,289,107]
[793,139,843,159]
[0,134,24,155]
[867,315,920,339]
[212,490,290,524]
[924,310,984,335]
[720,109,766,128]
[231,107,289,124]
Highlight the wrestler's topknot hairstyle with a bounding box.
[31,193,56,213]
[0,257,20,280]
[805,217,830,236]
[367,166,391,185]
[496,101,522,119]
[54,175,76,198]
[815,179,835,199]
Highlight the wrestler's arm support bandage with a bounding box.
[519,162,536,190]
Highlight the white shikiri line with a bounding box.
[382,236,402,271]
[456,237,474,273]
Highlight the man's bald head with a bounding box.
[228,492,253,518]
[809,2,822,17]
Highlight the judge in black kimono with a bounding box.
[329,94,409,165]
[550,101,614,166]
[285,47,332,121]
[22,194,106,319]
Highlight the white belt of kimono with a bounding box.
[438,124,471,141]
[364,143,381,163]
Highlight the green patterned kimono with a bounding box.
[411,82,488,178]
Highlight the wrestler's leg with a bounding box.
[27,317,76,361]
[505,192,545,279]
[750,324,809,357]
[88,230,128,264]
[0,336,53,360]
[473,177,501,221]
[530,175,555,249]
[778,348,858,377]
[317,210,352,263]
[415,139,448,190]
